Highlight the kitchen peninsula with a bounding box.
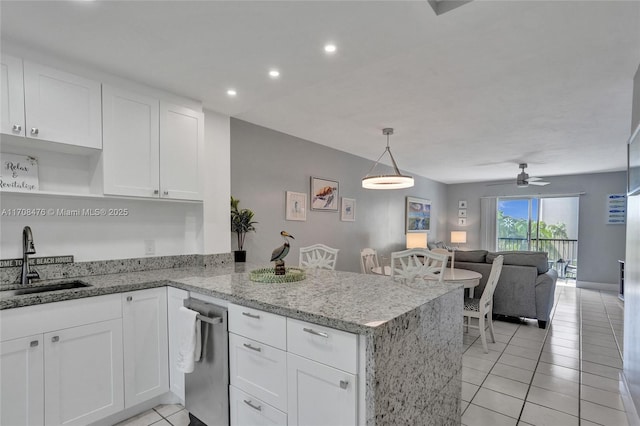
[0,261,462,425]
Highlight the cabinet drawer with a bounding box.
[230,386,286,426]
[287,318,357,374]
[228,304,286,350]
[229,333,287,412]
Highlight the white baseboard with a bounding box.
[89,392,182,426]
[576,280,618,292]
[620,371,640,426]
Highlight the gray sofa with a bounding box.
[454,250,558,329]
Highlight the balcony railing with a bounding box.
[497,237,578,277]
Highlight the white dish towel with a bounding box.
[176,306,202,373]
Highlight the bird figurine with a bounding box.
[271,231,294,275]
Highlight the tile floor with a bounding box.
[120,283,627,426]
[462,283,627,426]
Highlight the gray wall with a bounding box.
[624,62,640,417]
[446,171,627,284]
[633,65,640,131]
[230,119,447,272]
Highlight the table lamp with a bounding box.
[451,231,467,246]
[406,233,427,249]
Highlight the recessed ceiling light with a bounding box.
[324,44,337,54]
[227,89,237,97]
[269,70,280,78]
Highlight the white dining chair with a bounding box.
[430,248,455,270]
[463,255,504,353]
[299,244,339,270]
[390,249,447,283]
[360,248,380,274]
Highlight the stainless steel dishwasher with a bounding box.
[183,298,229,426]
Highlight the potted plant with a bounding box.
[231,196,257,262]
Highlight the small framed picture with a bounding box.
[341,197,356,221]
[458,218,467,226]
[458,200,467,209]
[458,209,467,218]
[285,191,307,221]
[311,177,339,211]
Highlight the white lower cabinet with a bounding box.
[287,353,357,426]
[44,319,124,426]
[0,334,44,426]
[122,287,169,407]
[167,286,189,401]
[230,386,287,426]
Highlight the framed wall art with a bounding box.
[285,191,307,221]
[341,197,356,221]
[406,196,431,232]
[310,177,339,211]
[458,209,467,218]
[458,200,467,209]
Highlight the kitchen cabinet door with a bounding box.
[1,54,25,137]
[0,334,44,426]
[23,60,102,149]
[167,286,189,401]
[122,287,169,407]
[102,85,160,197]
[44,319,124,426]
[287,353,357,426]
[160,101,204,200]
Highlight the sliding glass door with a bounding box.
[497,197,579,278]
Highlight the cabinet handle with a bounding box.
[303,327,329,338]
[242,311,260,319]
[12,124,22,132]
[30,340,39,347]
[51,336,59,343]
[243,343,261,352]
[31,128,39,135]
[340,380,349,389]
[126,296,133,302]
[243,399,262,411]
[153,190,159,195]
[163,190,169,196]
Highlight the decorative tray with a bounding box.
[249,267,306,283]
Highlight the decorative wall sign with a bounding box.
[606,193,626,224]
[341,197,356,221]
[458,200,467,209]
[310,177,339,211]
[406,196,431,232]
[458,209,467,218]
[285,191,307,221]
[0,153,39,192]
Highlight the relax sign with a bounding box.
[0,153,39,192]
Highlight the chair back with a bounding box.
[299,244,339,270]
[480,255,504,309]
[430,248,452,268]
[360,248,380,274]
[390,249,447,282]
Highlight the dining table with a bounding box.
[370,266,483,297]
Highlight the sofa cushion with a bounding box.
[487,251,549,273]
[455,250,488,263]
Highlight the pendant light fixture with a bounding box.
[362,128,414,189]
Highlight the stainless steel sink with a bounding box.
[1,280,91,297]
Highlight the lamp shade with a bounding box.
[450,231,467,244]
[406,233,427,249]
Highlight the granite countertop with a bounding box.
[0,264,461,335]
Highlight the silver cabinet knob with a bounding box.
[340,380,349,389]
[153,189,159,195]
[126,296,133,302]
[30,128,39,135]
[163,190,169,196]
[12,124,22,132]
[30,340,39,347]
[51,336,59,343]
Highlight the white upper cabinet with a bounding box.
[1,54,26,137]
[160,101,204,201]
[103,85,160,197]
[23,60,102,149]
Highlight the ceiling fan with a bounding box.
[516,163,550,187]
[487,163,550,188]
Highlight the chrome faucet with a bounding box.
[21,226,39,284]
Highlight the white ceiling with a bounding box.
[2,1,639,184]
